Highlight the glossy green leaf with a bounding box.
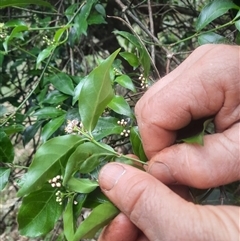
[79,153,112,174]
[198,32,227,45]
[78,49,120,132]
[0,0,52,8]
[113,31,141,48]
[73,202,119,240]
[72,0,97,41]
[42,90,69,105]
[0,168,11,191]
[63,142,114,184]
[182,118,213,145]
[36,45,55,69]
[72,77,86,105]
[47,73,75,96]
[54,27,68,44]
[0,131,14,163]
[5,19,27,27]
[63,196,75,241]
[115,74,136,92]
[1,124,24,135]
[235,11,240,31]
[87,12,107,25]
[22,121,43,146]
[18,185,63,237]
[108,95,134,118]
[17,135,83,197]
[92,117,123,141]
[95,4,106,17]
[67,177,99,193]
[130,126,147,162]
[3,25,28,52]
[196,0,239,31]
[32,107,66,120]
[114,31,150,77]
[41,114,66,142]
[119,52,140,68]
[83,188,110,209]
[140,47,151,77]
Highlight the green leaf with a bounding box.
[53,27,68,44]
[182,118,213,145]
[42,90,69,105]
[67,177,99,193]
[198,32,227,45]
[79,153,112,174]
[119,52,140,68]
[3,25,28,52]
[5,19,27,27]
[36,45,55,69]
[108,95,134,118]
[18,185,63,237]
[92,117,123,141]
[0,168,11,191]
[78,49,120,132]
[22,121,43,146]
[32,107,66,120]
[113,31,141,48]
[73,202,119,241]
[87,12,107,25]
[41,114,66,142]
[63,142,114,184]
[235,11,240,31]
[47,73,75,96]
[70,0,98,43]
[1,124,24,135]
[130,126,147,162]
[196,0,239,31]
[0,131,14,163]
[115,74,136,92]
[17,135,83,197]
[95,4,106,17]
[114,31,150,77]
[0,0,52,8]
[63,196,75,241]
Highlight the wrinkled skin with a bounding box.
[98,44,240,241]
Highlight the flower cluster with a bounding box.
[117,119,128,127]
[64,119,82,134]
[138,74,148,89]
[43,35,54,46]
[120,129,131,137]
[48,175,62,188]
[55,190,63,205]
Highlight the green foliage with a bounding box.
[0,0,239,240]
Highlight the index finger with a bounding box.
[135,44,240,158]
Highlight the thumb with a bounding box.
[147,123,240,188]
[98,163,239,241]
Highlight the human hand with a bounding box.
[98,44,240,241]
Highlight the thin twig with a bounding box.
[147,0,155,66]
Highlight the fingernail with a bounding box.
[99,163,126,191]
[148,162,176,184]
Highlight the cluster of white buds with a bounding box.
[48,175,62,188]
[43,35,54,46]
[120,129,131,137]
[117,119,128,127]
[138,74,148,89]
[64,119,82,134]
[55,190,63,205]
